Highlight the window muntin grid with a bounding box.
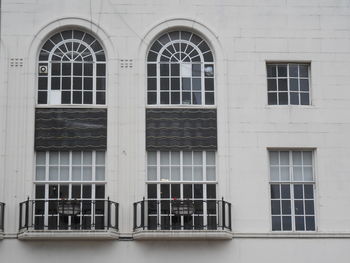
[35,151,105,182]
[269,150,315,231]
[146,151,217,230]
[38,30,106,105]
[34,151,106,230]
[147,31,214,106]
[147,151,216,182]
[267,63,310,105]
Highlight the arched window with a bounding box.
[147,31,214,106]
[38,30,106,105]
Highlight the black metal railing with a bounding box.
[0,202,5,232]
[19,198,118,232]
[133,198,231,231]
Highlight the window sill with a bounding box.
[35,105,108,109]
[133,230,233,240]
[17,230,119,241]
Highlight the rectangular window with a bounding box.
[269,150,315,231]
[34,151,106,230]
[267,63,310,105]
[146,151,218,230]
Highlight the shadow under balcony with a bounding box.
[18,199,119,240]
[0,202,4,239]
[133,199,232,240]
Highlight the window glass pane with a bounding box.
[182,78,191,90]
[96,185,105,199]
[194,184,203,198]
[267,65,276,77]
[49,152,59,165]
[72,152,81,165]
[183,167,192,181]
[282,200,291,214]
[160,64,169,76]
[192,78,201,90]
[294,200,304,215]
[147,167,157,181]
[271,200,280,215]
[60,167,69,181]
[290,92,299,105]
[289,65,298,77]
[300,93,309,105]
[306,216,315,230]
[148,184,157,199]
[95,167,105,181]
[294,184,303,198]
[278,65,287,77]
[279,92,288,105]
[171,92,180,104]
[270,185,280,199]
[96,152,105,165]
[205,78,214,91]
[161,184,170,198]
[171,167,180,181]
[160,167,170,180]
[270,167,279,181]
[304,185,314,199]
[183,184,192,198]
[289,78,299,91]
[305,200,314,215]
[83,167,92,181]
[267,79,277,91]
[72,167,81,181]
[160,152,169,165]
[193,167,203,181]
[160,92,169,104]
[282,216,292,231]
[292,151,302,165]
[279,152,289,165]
[35,185,45,199]
[281,184,290,198]
[205,92,214,105]
[171,78,180,90]
[280,167,290,181]
[36,166,46,181]
[206,167,216,181]
[295,216,305,230]
[171,152,180,165]
[207,184,216,199]
[299,65,309,77]
[293,166,303,181]
[83,152,92,165]
[171,64,180,76]
[303,152,312,165]
[49,166,59,181]
[272,216,281,230]
[181,63,191,77]
[269,151,279,165]
[278,79,287,91]
[183,152,192,165]
[303,167,313,181]
[268,93,277,105]
[36,152,46,165]
[192,64,201,77]
[147,152,157,165]
[300,79,309,91]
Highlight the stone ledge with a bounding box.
[133,230,233,240]
[17,230,119,240]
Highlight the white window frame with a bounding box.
[34,151,106,230]
[147,31,215,106]
[146,151,217,230]
[269,150,316,232]
[38,30,106,106]
[266,63,311,106]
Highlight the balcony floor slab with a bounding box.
[18,230,119,240]
[133,230,233,240]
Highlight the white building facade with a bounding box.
[1,0,350,262]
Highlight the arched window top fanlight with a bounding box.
[38,30,106,105]
[147,31,214,106]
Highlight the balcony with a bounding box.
[0,202,4,239]
[18,199,119,240]
[133,199,232,240]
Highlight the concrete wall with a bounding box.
[1,0,350,261]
